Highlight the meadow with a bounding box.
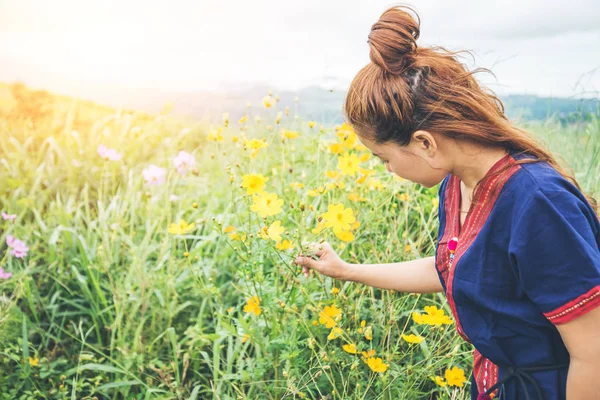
[0,82,599,399]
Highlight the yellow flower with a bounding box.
[342,343,357,354]
[28,357,39,367]
[241,174,269,195]
[232,136,239,143]
[241,333,250,343]
[326,170,341,179]
[322,203,356,234]
[275,111,282,124]
[281,130,300,139]
[227,307,234,313]
[243,296,262,316]
[229,232,247,242]
[366,357,387,373]
[401,334,425,344]
[250,191,284,218]
[263,95,274,108]
[224,225,236,233]
[290,182,304,189]
[359,153,371,162]
[351,221,360,230]
[348,193,366,202]
[368,178,384,191]
[223,112,229,127]
[361,349,375,358]
[245,138,268,150]
[207,127,224,142]
[445,366,467,387]
[412,306,454,326]
[432,198,440,208]
[337,153,361,176]
[405,244,412,253]
[335,123,357,149]
[329,143,346,155]
[275,239,294,250]
[397,193,412,202]
[168,219,196,235]
[308,121,317,128]
[239,115,249,124]
[258,220,285,242]
[432,376,447,387]
[335,230,354,242]
[327,327,343,340]
[364,325,373,341]
[331,287,340,295]
[319,304,342,328]
[308,187,327,197]
[285,106,290,116]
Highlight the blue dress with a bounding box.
[434,147,600,399]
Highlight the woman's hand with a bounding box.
[294,241,351,280]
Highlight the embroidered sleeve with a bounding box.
[509,187,600,325]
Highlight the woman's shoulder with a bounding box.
[507,149,598,227]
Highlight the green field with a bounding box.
[0,83,599,399]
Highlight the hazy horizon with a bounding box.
[1,0,599,102]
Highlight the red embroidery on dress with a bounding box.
[543,284,600,324]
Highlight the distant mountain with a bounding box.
[1,80,598,125]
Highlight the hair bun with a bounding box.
[368,5,420,75]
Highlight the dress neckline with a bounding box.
[453,151,512,237]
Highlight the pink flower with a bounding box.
[142,164,166,185]
[170,194,180,202]
[97,144,122,161]
[173,151,196,175]
[0,267,11,279]
[2,212,16,222]
[6,235,29,258]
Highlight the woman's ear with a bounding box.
[412,130,437,155]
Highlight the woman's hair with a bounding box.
[343,4,598,217]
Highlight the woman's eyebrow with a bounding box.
[371,152,382,158]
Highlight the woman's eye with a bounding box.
[379,159,388,165]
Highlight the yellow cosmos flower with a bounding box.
[432,198,440,208]
[232,136,239,143]
[359,153,371,162]
[241,174,269,195]
[432,376,447,387]
[243,296,261,316]
[229,232,247,242]
[227,307,234,313]
[275,111,283,124]
[348,193,366,202]
[445,366,467,387]
[366,357,387,373]
[322,203,356,234]
[224,225,236,233]
[28,357,39,367]
[290,182,304,189]
[342,343,357,354]
[331,287,340,295]
[364,325,373,341]
[250,191,284,218]
[258,220,285,242]
[361,349,375,359]
[241,333,250,343]
[281,130,300,139]
[308,121,317,128]
[326,170,341,179]
[207,127,224,142]
[412,306,454,326]
[397,193,412,202]
[263,95,274,108]
[275,239,294,250]
[239,115,249,124]
[335,230,354,242]
[368,179,384,191]
[319,304,342,328]
[337,153,361,176]
[327,327,343,340]
[329,143,346,155]
[307,187,327,197]
[168,219,196,235]
[401,334,425,344]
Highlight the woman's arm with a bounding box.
[345,256,443,294]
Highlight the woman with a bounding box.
[294,5,600,400]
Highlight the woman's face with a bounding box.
[357,130,450,188]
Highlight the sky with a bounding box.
[1,0,599,98]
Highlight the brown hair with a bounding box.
[343,4,598,217]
